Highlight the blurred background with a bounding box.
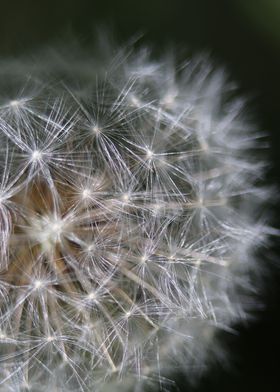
[0,0,279,390]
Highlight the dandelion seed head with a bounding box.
[0,40,274,392]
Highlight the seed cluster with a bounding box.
[0,47,269,391]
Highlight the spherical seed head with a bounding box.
[0,41,272,391]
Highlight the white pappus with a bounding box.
[0,42,273,391]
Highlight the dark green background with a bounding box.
[1,1,279,391]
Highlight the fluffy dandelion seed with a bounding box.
[81,188,91,199]
[9,100,21,108]
[30,150,43,162]
[92,125,101,135]
[0,41,273,391]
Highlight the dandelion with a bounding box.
[0,42,273,391]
